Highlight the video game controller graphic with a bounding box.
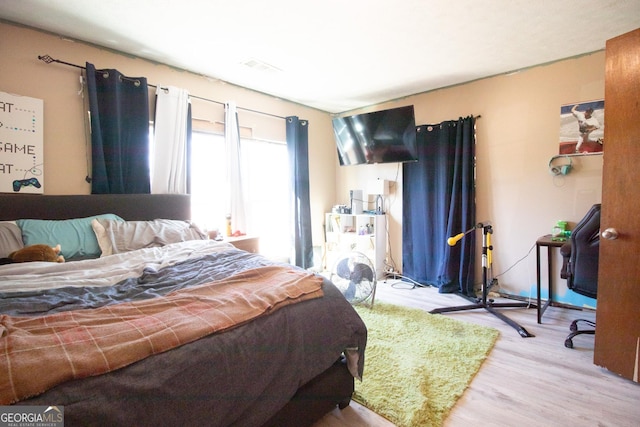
[13,177,42,192]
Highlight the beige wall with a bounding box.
[2,21,605,300]
[338,52,605,300]
[0,21,337,249]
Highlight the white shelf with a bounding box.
[324,212,387,279]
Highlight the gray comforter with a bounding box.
[0,242,367,427]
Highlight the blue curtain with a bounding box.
[86,62,151,194]
[286,116,313,269]
[402,116,476,295]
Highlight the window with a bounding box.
[190,131,291,261]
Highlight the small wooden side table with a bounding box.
[536,235,567,323]
[226,235,260,254]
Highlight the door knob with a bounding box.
[601,228,619,240]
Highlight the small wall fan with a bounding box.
[330,252,377,306]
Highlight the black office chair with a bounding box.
[560,203,601,348]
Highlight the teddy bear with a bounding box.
[7,244,65,263]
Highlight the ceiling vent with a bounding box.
[240,58,282,73]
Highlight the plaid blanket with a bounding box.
[0,265,324,404]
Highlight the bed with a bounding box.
[0,194,367,427]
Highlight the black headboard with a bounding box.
[0,194,191,221]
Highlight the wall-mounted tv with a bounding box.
[332,105,418,166]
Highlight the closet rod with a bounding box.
[38,54,286,120]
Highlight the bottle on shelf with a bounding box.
[225,214,232,237]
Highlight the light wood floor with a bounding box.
[312,280,640,427]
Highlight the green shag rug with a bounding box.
[353,303,499,427]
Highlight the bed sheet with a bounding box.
[0,240,234,293]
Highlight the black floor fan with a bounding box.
[429,222,536,338]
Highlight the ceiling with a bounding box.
[2,0,640,113]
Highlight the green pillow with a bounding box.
[17,214,123,260]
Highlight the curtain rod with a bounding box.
[38,54,286,120]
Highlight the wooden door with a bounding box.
[594,28,640,382]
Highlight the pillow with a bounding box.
[91,219,114,257]
[93,219,207,255]
[17,214,124,260]
[0,222,24,258]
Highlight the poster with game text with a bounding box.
[0,91,44,193]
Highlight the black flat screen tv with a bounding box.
[332,105,418,166]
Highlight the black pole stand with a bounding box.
[430,223,536,338]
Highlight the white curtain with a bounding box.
[225,101,247,234]
[151,86,190,194]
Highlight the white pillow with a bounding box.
[91,219,114,257]
[0,222,24,258]
[93,219,207,256]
